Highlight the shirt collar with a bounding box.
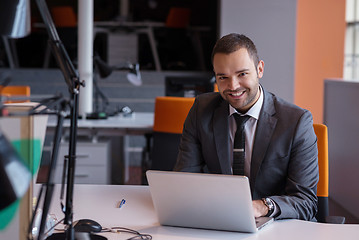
[229,85,263,120]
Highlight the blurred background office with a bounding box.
[2,0,359,225]
[0,0,346,122]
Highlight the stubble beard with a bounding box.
[222,84,260,113]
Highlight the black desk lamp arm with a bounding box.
[35,0,82,239]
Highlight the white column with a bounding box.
[78,0,94,118]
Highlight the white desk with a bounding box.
[46,112,154,138]
[44,184,359,240]
[45,112,154,184]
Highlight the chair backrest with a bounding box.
[214,83,219,92]
[150,96,195,171]
[51,6,77,27]
[313,123,329,222]
[153,96,195,134]
[0,85,31,103]
[47,6,78,64]
[165,7,191,28]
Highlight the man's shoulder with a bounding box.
[265,90,307,113]
[264,90,312,120]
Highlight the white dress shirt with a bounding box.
[229,86,279,217]
[229,86,263,178]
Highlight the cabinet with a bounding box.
[53,141,110,184]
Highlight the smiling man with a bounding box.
[174,33,319,221]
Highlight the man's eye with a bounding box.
[239,72,247,77]
[217,76,227,80]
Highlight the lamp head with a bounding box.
[0,0,31,38]
[93,56,142,86]
[94,55,114,79]
[126,63,142,86]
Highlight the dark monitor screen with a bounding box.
[165,76,215,97]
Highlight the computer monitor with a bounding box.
[165,76,215,98]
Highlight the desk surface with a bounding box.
[47,112,154,136]
[43,184,359,240]
[47,112,153,129]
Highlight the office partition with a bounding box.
[324,79,359,221]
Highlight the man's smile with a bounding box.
[226,90,246,99]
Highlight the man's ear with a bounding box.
[257,60,264,79]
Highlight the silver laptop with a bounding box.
[146,170,273,233]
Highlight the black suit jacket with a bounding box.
[174,89,319,220]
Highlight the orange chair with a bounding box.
[51,6,77,27]
[142,96,195,182]
[214,82,219,92]
[165,7,191,28]
[43,6,77,68]
[153,96,195,134]
[313,123,345,223]
[0,85,30,103]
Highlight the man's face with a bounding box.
[213,48,264,113]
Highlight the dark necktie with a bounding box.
[233,114,250,175]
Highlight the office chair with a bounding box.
[0,85,30,103]
[43,6,78,68]
[165,7,191,29]
[158,7,194,70]
[142,96,194,183]
[313,123,345,223]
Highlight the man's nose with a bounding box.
[227,77,240,90]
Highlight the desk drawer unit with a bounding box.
[53,141,110,184]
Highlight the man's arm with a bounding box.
[173,98,204,172]
[270,110,319,220]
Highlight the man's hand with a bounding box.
[252,200,268,218]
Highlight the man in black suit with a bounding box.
[174,33,319,221]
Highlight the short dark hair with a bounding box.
[211,33,259,67]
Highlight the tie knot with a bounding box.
[233,114,250,129]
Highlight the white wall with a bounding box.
[219,0,297,103]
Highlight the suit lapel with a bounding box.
[213,100,232,174]
[250,90,277,190]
